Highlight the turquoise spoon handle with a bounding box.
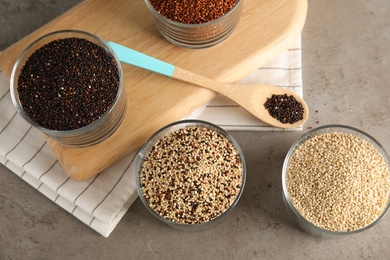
[107,41,175,77]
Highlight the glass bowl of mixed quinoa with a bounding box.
[136,120,246,230]
[144,0,243,48]
[10,30,127,147]
[282,125,390,237]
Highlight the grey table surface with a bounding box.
[1,0,390,259]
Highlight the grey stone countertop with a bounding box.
[1,0,390,259]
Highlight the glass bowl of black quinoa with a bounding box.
[282,125,390,237]
[10,30,127,147]
[136,119,246,230]
[144,0,243,49]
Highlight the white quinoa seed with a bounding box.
[140,126,243,225]
[286,132,390,232]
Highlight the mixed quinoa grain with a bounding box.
[17,37,120,131]
[286,132,390,232]
[139,126,243,225]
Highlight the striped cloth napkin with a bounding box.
[0,37,302,237]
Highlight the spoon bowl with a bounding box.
[107,42,308,129]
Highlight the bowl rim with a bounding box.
[9,29,124,135]
[135,119,246,228]
[282,124,390,235]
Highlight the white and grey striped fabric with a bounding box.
[0,37,302,237]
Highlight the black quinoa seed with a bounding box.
[264,94,304,124]
[17,37,120,131]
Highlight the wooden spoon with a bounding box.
[107,42,308,129]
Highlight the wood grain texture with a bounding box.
[0,0,307,181]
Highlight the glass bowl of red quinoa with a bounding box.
[10,30,127,147]
[136,119,246,230]
[144,0,243,48]
[282,125,390,237]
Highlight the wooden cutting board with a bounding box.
[0,0,307,181]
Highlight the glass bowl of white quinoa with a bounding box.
[136,119,246,230]
[282,125,390,237]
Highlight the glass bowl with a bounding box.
[144,0,243,49]
[136,119,246,230]
[10,30,127,147]
[282,125,390,237]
